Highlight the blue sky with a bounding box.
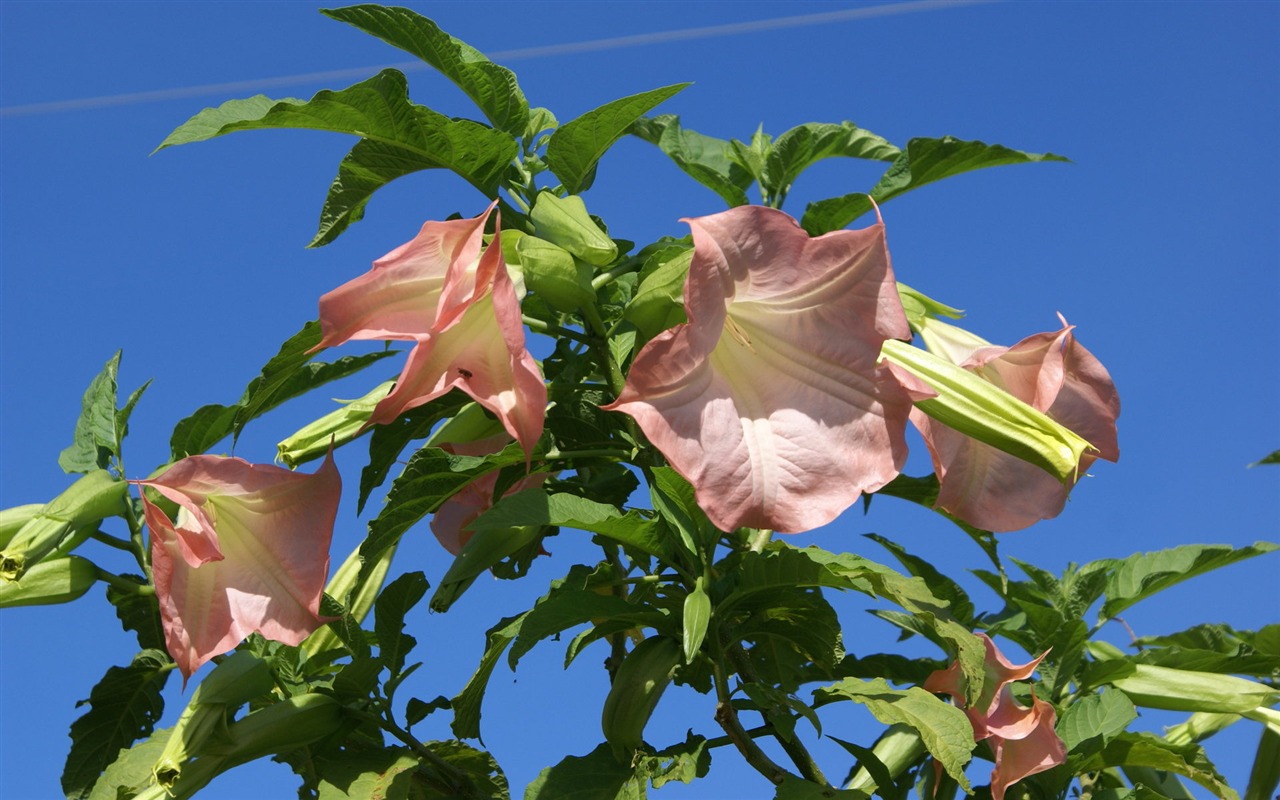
[1,2,1276,798]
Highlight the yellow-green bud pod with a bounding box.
[880,339,1090,482]
[425,401,506,450]
[529,192,618,267]
[303,539,400,657]
[601,635,681,760]
[1112,664,1279,714]
[0,504,43,550]
[0,470,127,581]
[276,381,394,468]
[846,723,927,792]
[516,235,595,312]
[0,555,98,608]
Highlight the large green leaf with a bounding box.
[359,440,532,587]
[814,677,974,790]
[1057,687,1137,755]
[1070,732,1237,800]
[169,320,396,458]
[524,743,646,800]
[62,650,172,800]
[1099,541,1279,619]
[864,534,975,627]
[322,5,528,134]
[451,613,526,741]
[546,83,690,194]
[630,115,751,207]
[60,351,148,474]
[315,747,420,800]
[801,136,1069,235]
[157,70,517,243]
[375,571,429,681]
[762,121,900,198]
[469,489,671,562]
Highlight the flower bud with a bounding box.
[516,235,595,312]
[0,555,98,608]
[845,723,927,792]
[276,381,394,468]
[529,192,618,266]
[302,539,399,657]
[0,504,43,550]
[1113,664,1278,714]
[881,339,1090,482]
[206,692,345,763]
[0,470,127,581]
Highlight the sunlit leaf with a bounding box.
[630,114,751,206]
[1099,542,1279,619]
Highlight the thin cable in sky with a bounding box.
[0,0,994,118]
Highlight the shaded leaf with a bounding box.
[62,650,172,800]
[316,746,419,800]
[630,114,751,206]
[86,727,172,800]
[801,137,1068,235]
[524,743,645,800]
[375,571,429,679]
[864,534,974,627]
[59,351,122,474]
[357,392,469,513]
[763,121,900,196]
[469,489,670,562]
[452,613,526,741]
[1248,449,1280,467]
[1070,732,1237,800]
[546,83,690,194]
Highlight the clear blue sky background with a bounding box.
[1,2,1276,798]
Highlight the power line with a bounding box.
[0,0,994,118]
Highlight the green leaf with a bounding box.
[801,136,1069,235]
[649,466,716,561]
[1100,542,1279,619]
[508,587,665,669]
[169,320,396,458]
[431,521,546,613]
[1248,449,1280,467]
[86,727,173,800]
[774,776,869,799]
[524,743,645,800]
[469,489,671,562]
[419,740,511,800]
[452,613,526,741]
[734,588,844,692]
[863,534,974,627]
[1070,732,1237,800]
[872,473,1004,579]
[763,121,900,197]
[625,246,692,340]
[814,677,974,791]
[62,650,172,800]
[375,571,429,680]
[1245,726,1280,800]
[361,440,531,587]
[315,746,420,800]
[546,83,690,194]
[59,351,123,474]
[321,5,529,134]
[682,577,712,663]
[107,575,165,651]
[638,732,711,789]
[630,114,751,206]
[357,392,469,512]
[1057,688,1138,754]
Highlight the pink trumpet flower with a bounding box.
[913,317,1120,532]
[606,204,921,533]
[134,454,341,680]
[925,634,1066,800]
[315,202,546,458]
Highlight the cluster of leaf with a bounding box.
[3,5,1276,800]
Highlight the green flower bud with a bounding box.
[516,235,595,312]
[302,539,400,657]
[0,555,98,608]
[425,401,506,450]
[845,723,927,792]
[276,381,394,468]
[881,339,1090,482]
[0,470,127,581]
[529,192,618,266]
[1113,664,1279,715]
[153,651,275,791]
[0,504,43,550]
[206,692,344,764]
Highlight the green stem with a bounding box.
[729,644,830,787]
[91,529,136,552]
[350,707,478,797]
[747,528,774,552]
[590,260,641,291]
[94,568,155,596]
[122,495,151,582]
[542,448,634,462]
[709,635,795,786]
[522,315,592,344]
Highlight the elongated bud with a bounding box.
[425,401,507,449]
[1163,712,1239,746]
[0,555,98,608]
[846,723,927,792]
[1112,664,1279,715]
[303,539,400,656]
[0,504,44,550]
[206,692,345,763]
[276,381,394,468]
[516,235,595,312]
[896,282,964,333]
[914,315,993,365]
[529,192,618,266]
[0,470,127,581]
[881,339,1090,482]
[153,651,275,790]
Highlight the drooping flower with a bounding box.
[315,202,546,458]
[912,316,1120,532]
[925,634,1066,800]
[605,204,920,533]
[134,454,341,679]
[429,434,549,556]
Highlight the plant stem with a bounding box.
[521,315,592,344]
[90,529,136,552]
[590,260,641,291]
[709,636,795,786]
[728,644,830,787]
[747,528,774,552]
[94,567,155,596]
[351,707,478,797]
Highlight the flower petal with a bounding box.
[607,205,913,533]
[138,454,341,679]
[989,695,1067,800]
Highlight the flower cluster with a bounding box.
[925,634,1067,800]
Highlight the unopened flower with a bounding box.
[606,204,917,533]
[315,202,546,458]
[925,634,1066,800]
[134,454,340,679]
[912,316,1120,532]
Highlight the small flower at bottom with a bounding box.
[925,634,1066,800]
[133,453,341,680]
